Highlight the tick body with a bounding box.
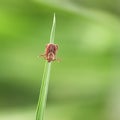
[41,43,58,62]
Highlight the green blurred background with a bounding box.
[0,0,120,120]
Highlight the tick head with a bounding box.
[47,52,55,62]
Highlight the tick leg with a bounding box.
[53,57,61,62]
[40,54,46,59]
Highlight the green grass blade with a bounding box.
[36,13,56,120]
[50,13,56,43]
[36,62,51,120]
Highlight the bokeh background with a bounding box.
[0,0,120,120]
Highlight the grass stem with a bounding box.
[36,13,56,120]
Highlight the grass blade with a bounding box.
[50,13,56,43]
[36,13,56,120]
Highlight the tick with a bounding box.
[41,43,58,62]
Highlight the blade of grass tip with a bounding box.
[50,13,56,43]
[36,13,56,120]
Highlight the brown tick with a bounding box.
[41,43,58,62]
